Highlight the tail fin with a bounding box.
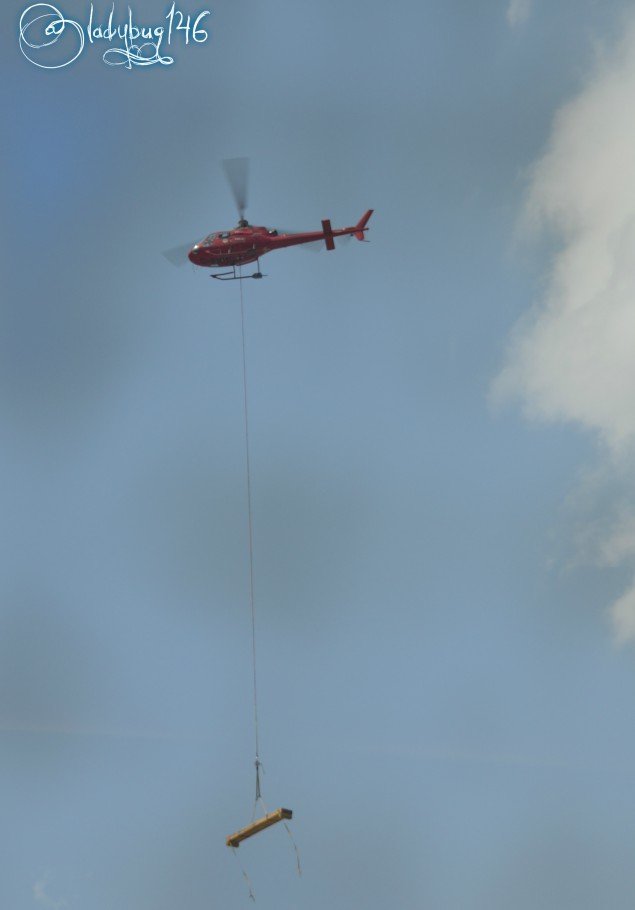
[354,209,373,241]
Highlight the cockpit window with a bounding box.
[220,232,230,239]
[267,229,278,236]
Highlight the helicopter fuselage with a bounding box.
[187,213,373,270]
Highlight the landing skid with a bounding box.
[211,263,264,281]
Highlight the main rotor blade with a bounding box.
[283,231,353,252]
[162,241,196,266]
[222,157,249,220]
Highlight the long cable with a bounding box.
[238,268,261,799]
[236,268,302,885]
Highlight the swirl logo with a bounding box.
[19,3,84,69]
[103,42,173,67]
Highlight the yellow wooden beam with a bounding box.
[226,808,293,848]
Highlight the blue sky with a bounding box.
[4,1,635,908]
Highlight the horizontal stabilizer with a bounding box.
[322,219,335,251]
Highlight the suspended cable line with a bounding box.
[238,268,261,800]
[226,270,300,896]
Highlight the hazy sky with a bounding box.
[4,2,635,908]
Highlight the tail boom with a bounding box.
[322,209,373,249]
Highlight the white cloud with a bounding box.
[611,583,635,644]
[494,19,635,644]
[33,875,67,909]
[506,0,532,29]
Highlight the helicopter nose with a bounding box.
[188,244,201,263]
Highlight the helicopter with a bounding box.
[164,158,373,280]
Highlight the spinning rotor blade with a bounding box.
[222,157,249,221]
[162,241,197,266]
[298,239,324,253]
[299,235,352,253]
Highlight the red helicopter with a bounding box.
[164,158,373,280]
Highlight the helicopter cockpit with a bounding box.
[202,232,231,245]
